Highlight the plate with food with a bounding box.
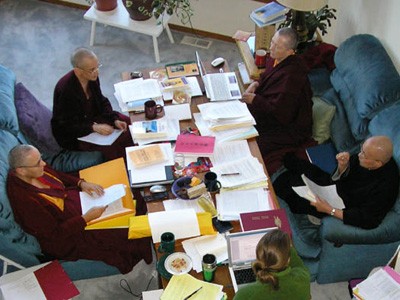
[164,252,192,275]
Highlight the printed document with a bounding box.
[148,209,200,243]
[114,78,162,103]
[216,188,272,221]
[77,129,123,146]
[292,174,345,209]
[211,140,251,165]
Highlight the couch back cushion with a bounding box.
[0,65,19,135]
[14,83,62,155]
[331,34,400,140]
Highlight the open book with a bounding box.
[80,184,134,225]
[292,174,345,209]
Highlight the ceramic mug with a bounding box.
[157,232,175,253]
[144,100,163,120]
[204,172,221,193]
[255,49,267,68]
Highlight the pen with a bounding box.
[183,286,202,300]
[221,172,240,176]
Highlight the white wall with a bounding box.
[323,0,400,72]
[66,0,400,72]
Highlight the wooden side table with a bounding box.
[83,0,175,63]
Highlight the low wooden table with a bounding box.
[84,0,174,63]
[124,66,278,299]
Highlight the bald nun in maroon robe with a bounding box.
[7,146,151,274]
[242,28,315,174]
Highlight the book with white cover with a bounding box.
[129,119,168,139]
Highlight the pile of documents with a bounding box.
[209,141,271,220]
[114,78,164,113]
[250,2,288,27]
[129,117,180,146]
[114,75,202,113]
[125,144,175,187]
[194,101,259,142]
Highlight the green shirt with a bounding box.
[233,247,310,300]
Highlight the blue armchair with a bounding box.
[274,34,400,283]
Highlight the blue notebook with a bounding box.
[306,143,337,174]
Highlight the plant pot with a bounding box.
[95,0,118,11]
[123,0,153,21]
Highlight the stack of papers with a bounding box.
[161,76,202,101]
[125,143,175,187]
[160,274,223,300]
[129,117,180,145]
[197,101,256,131]
[210,140,268,190]
[182,234,228,272]
[114,78,164,113]
[194,101,258,142]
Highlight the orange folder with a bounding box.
[79,158,136,230]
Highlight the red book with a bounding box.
[174,134,216,156]
[239,208,292,238]
[34,260,80,300]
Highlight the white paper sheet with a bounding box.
[0,272,46,300]
[148,209,200,243]
[216,188,271,221]
[114,78,162,103]
[80,184,126,214]
[292,174,345,209]
[142,289,164,300]
[211,140,251,166]
[182,234,228,272]
[163,199,204,213]
[164,103,192,120]
[211,156,267,188]
[77,129,123,146]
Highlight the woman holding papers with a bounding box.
[241,28,314,175]
[233,229,310,300]
[274,136,399,229]
[7,145,152,274]
[52,47,133,161]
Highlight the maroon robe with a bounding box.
[7,166,152,274]
[248,55,315,174]
[51,71,133,161]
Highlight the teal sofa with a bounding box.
[0,64,120,280]
[274,34,400,283]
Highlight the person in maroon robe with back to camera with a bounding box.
[7,144,152,273]
[242,27,315,175]
[51,47,133,161]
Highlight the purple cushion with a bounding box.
[14,83,62,154]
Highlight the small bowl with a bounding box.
[171,176,201,200]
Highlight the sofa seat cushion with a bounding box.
[332,34,400,119]
[14,83,62,155]
[0,65,19,135]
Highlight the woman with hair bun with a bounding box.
[233,229,310,300]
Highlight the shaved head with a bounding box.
[363,136,393,165]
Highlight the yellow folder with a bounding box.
[79,158,135,230]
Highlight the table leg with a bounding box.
[153,36,160,63]
[89,21,96,46]
[165,24,175,44]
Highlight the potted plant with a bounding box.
[123,0,194,23]
[85,0,118,12]
[279,5,337,41]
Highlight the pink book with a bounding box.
[174,134,215,156]
[240,208,292,238]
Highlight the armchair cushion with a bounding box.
[0,65,19,135]
[14,83,62,155]
[311,96,336,144]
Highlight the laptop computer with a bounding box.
[195,51,241,101]
[227,227,277,292]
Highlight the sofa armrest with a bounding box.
[320,210,400,244]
